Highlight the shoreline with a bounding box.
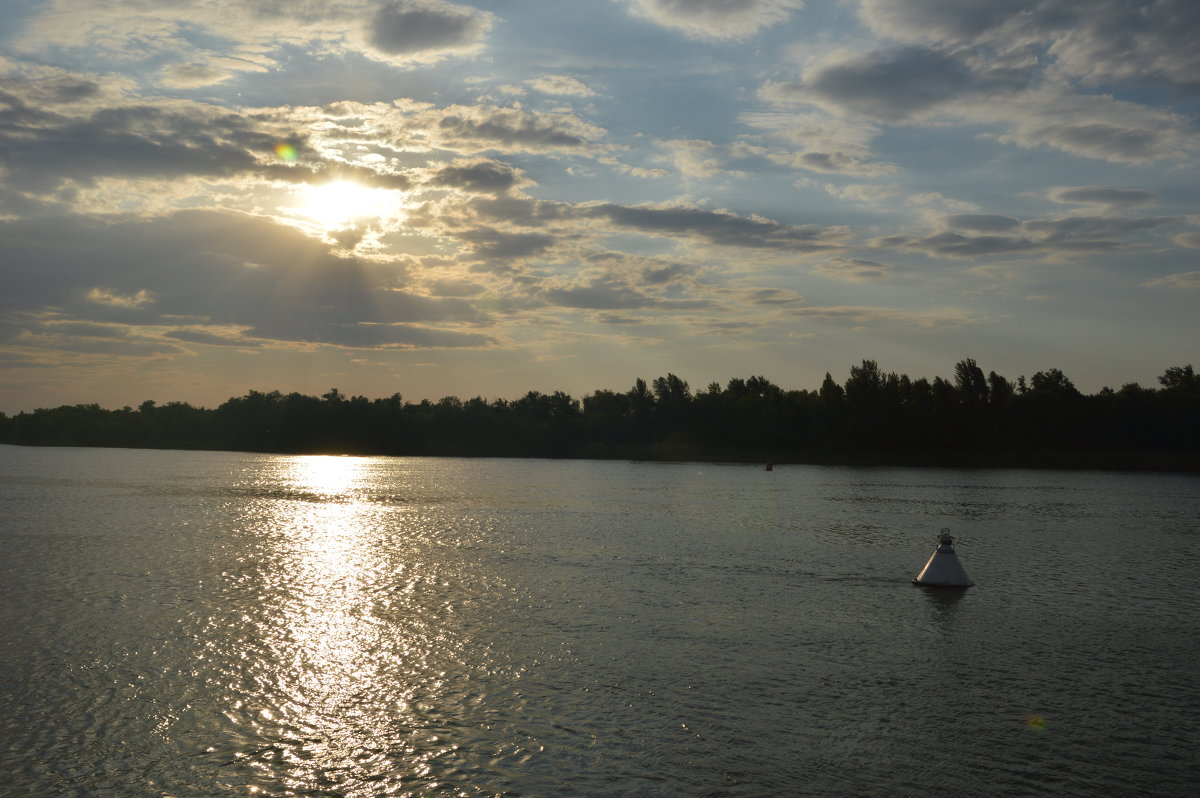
[4,441,1197,473]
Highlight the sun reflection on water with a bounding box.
[240,455,438,795]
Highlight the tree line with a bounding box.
[2,360,1197,469]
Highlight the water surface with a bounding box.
[2,445,1198,796]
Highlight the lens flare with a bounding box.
[274,142,298,162]
[1026,714,1047,730]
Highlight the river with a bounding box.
[1,445,1198,796]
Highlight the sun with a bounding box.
[296,180,398,228]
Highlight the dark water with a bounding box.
[1,445,1198,797]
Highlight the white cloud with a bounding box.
[158,63,234,89]
[741,110,894,176]
[986,90,1200,164]
[824,183,902,203]
[660,139,727,179]
[627,0,801,40]
[528,75,596,97]
[1049,186,1157,210]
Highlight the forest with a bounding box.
[2,360,1198,470]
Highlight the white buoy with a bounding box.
[913,529,973,588]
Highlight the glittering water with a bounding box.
[1,445,1198,797]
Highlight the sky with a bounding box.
[1,0,1198,413]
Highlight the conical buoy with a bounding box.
[913,529,973,588]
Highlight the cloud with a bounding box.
[813,257,892,281]
[0,209,492,351]
[1020,215,1173,243]
[639,260,692,285]
[543,278,657,310]
[426,104,607,154]
[990,95,1198,163]
[788,304,981,327]
[165,329,262,347]
[876,213,1178,260]
[245,320,494,348]
[1174,232,1200,249]
[856,1,1200,90]
[856,0,1025,42]
[424,159,530,195]
[87,288,154,308]
[759,16,1198,165]
[1142,271,1200,290]
[0,79,610,220]
[0,86,278,194]
[736,110,900,176]
[158,63,234,89]
[769,149,896,177]
[457,227,555,260]
[1048,186,1157,209]
[367,0,493,63]
[875,231,1038,259]
[745,288,804,306]
[945,215,1021,232]
[16,1,494,74]
[777,46,1031,123]
[460,193,848,256]
[660,139,727,179]
[528,75,595,97]
[583,203,846,251]
[627,0,801,40]
[427,278,485,297]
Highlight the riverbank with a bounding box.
[5,440,1198,473]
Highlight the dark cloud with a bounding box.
[425,159,527,195]
[466,196,572,227]
[945,214,1021,232]
[368,0,491,60]
[427,278,485,297]
[640,262,691,285]
[457,227,555,259]
[433,106,599,153]
[857,0,1036,42]
[543,279,656,310]
[791,151,894,176]
[1021,121,1170,163]
[746,288,803,306]
[800,46,1029,122]
[0,209,490,350]
[1021,215,1173,243]
[462,194,846,253]
[858,0,1200,94]
[875,231,1037,258]
[813,257,892,282]
[585,203,843,251]
[594,313,643,325]
[876,213,1176,259]
[0,91,275,192]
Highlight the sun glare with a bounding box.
[296,180,397,228]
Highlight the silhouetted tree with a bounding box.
[4,360,1198,467]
